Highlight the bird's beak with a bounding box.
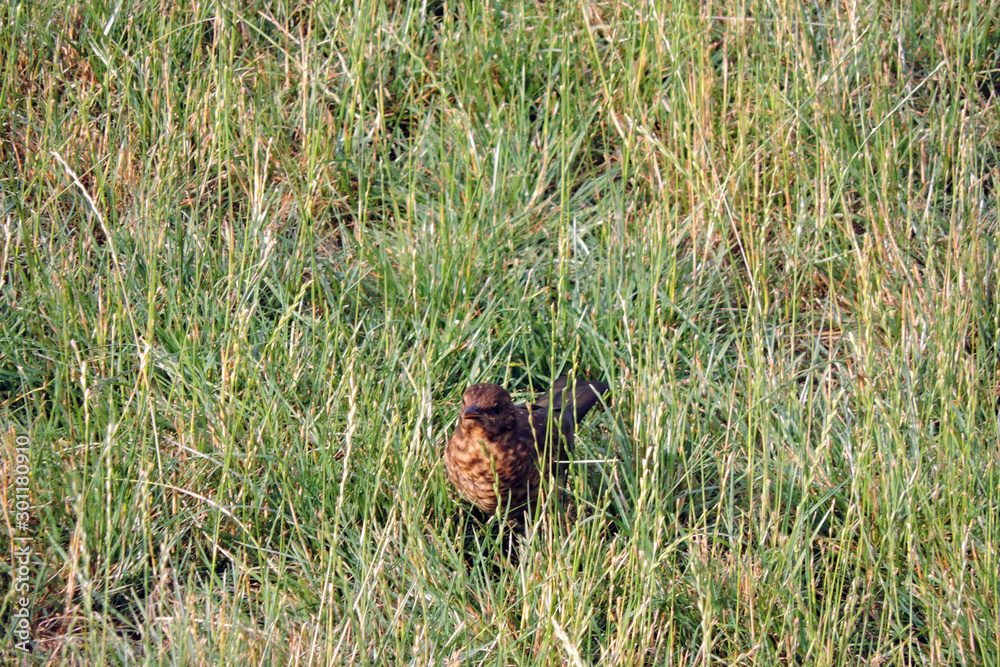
[462,404,484,420]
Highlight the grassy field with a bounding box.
[2,0,999,664]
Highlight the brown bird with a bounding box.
[444,377,609,516]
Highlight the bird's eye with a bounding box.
[494,405,503,414]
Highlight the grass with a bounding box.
[1,0,999,663]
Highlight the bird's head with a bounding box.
[459,383,517,436]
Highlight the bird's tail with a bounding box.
[535,376,609,423]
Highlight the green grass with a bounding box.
[2,0,999,664]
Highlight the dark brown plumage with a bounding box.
[443,377,609,516]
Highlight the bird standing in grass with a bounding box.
[444,377,609,517]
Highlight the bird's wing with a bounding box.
[566,380,609,424]
[531,376,568,411]
[553,379,607,440]
[526,378,609,452]
[530,377,609,425]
